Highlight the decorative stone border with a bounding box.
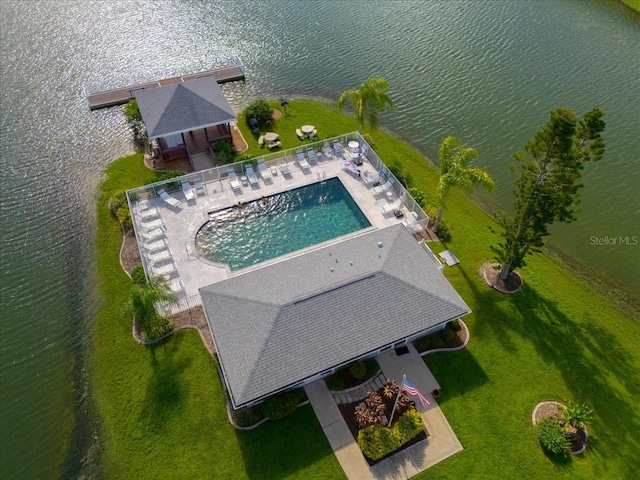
[532,400,588,455]
[418,319,470,357]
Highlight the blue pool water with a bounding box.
[195,178,371,270]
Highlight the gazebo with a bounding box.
[134,76,237,164]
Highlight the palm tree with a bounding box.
[433,136,495,233]
[128,276,178,341]
[337,77,394,133]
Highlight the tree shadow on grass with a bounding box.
[139,334,193,431]
[424,349,489,402]
[235,405,343,479]
[504,285,639,477]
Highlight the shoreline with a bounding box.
[90,100,639,478]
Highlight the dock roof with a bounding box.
[134,76,236,139]
[200,224,470,409]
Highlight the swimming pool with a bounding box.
[195,177,371,270]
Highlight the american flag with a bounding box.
[402,378,430,408]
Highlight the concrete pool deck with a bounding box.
[133,152,425,298]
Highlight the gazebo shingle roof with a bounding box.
[134,76,236,139]
[200,224,470,409]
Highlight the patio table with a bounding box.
[301,125,315,135]
[348,140,359,150]
[264,132,279,142]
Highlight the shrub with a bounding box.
[214,140,234,164]
[395,409,424,444]
[357,409,424,460]
[358,423,401,460]
[139,315,172,342]
[388,163,413,188]
[446,319,461,331]
[325,375,345,391]
[124,99,143,138]
[362,133,376,150]
[349,360,367,380]
[243,99,272,126]
[407,187,426,208]
[130,266,146,286]
[424,204,451,240]
[537,418,570,457]
[146,171,182,184]
[431,335,445,347]
[415,336,431,351]
[382,380,399,399]
[261,389,304,420]
[233,406,264,427]
[107,191,132,228]
[441,328,455,342]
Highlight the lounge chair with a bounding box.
[193,178,206,196]
[342,160,361,177]
[381,198,402,215]
[267,140,281,150]
[169,279,185,295]
[144,248,173,265]
[322,143,333,158]
[141,237,168,253]
[296,129,305,140]
[306,147,317,164]
[371,178,394,195]
[150,261,178,277]
[296,149,310,171]
[137,206,160,220]
[280,162,292,176]
[362,170,379,187]
[157,189,181,209]
[139,226,166,242]
[227,168,242,192]
[257,160,272,180]
[181,180,195,201]
[138,217,165,231]
[333,140,344,157]
[245,165,259,186]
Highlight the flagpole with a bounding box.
[388,374,405,427]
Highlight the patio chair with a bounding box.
[139,226,166,242]
[157,189,181,209]
[137,207,161,222]
[138,217,165,231]
[181,180,195,201]
[245,164,260,186]
[322,143,333,158]
[227,168,242,192]
[150,261,178,278]
[257,160,272,180]
[169,279,186,295]
[280,161,292,176]
[144,248,173,265]
[308,128,317,138]
[296,149,310,171]
[380,198,402,215]
[333,140,344,157]
[296,129,305,140]
[371,178,394,196]
[306,147,317,164]
[141,237,168,253]
[193,178,206,196]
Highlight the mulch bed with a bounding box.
[532,401,588,455]
[337,386,427,466]
[414,323,467,354]
[480,262,523,293]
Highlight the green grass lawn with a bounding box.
[93,103,639,479]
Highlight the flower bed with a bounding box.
[337,380,427,465]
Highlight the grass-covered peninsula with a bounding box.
[92,99,639,479]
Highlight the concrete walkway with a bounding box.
[305,342,463,480]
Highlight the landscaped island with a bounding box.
[92,99,640,479]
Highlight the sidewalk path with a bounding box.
[305,342,463,480]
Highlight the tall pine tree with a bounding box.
[495,107,605,280]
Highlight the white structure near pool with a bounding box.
[127,132,471,409]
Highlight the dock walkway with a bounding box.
[87,64,245,110]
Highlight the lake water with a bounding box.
[0,1,638,477]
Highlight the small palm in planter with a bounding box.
[562,402,592,441]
